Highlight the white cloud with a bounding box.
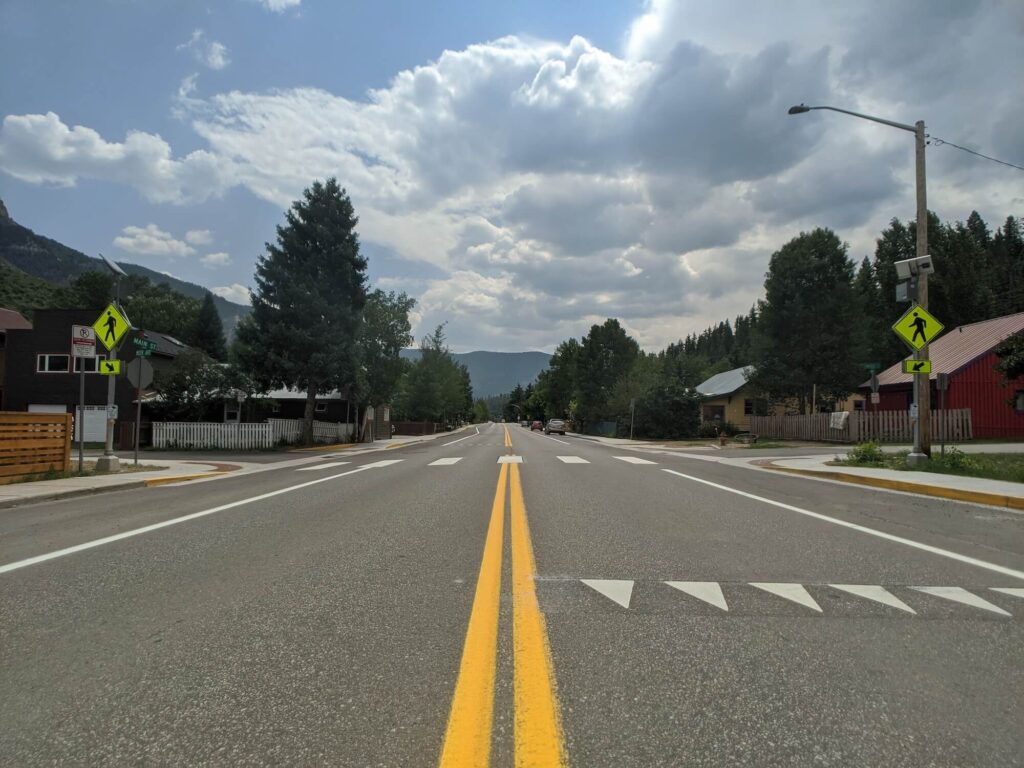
[5,1,1022,351]
[213,283,252,305]
[177,29,230,71]
[185,229,213,245]
[257,0,301,11]
[200,251,232,268]
[114,224,195,258]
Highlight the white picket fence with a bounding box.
[151,418,356,449]
[268,418,355,444]
[152,422,274,450]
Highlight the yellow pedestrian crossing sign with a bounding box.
[92,303,130,351]
[892,304,944,351]
[902,359,932,375]
[99,359,121,375]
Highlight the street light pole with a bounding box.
[788,104,931,461]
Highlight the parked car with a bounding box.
[520,420,529,427]
[531,420,543,431]
[544,419,566,435]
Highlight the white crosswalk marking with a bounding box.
[497,455,523,463]
[429,457,463,466]
[296,462,350,471]
[749,582,822,612]
[665,581,729,611]
[581,579,634,609]
[990,587,1024,600]
[910,586,1012,616]
[829,584,916,614]
[613,456,657,465]
[556,456,590,464]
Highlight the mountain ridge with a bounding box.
[400,348,550,398]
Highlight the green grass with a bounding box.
[837,442,1024,483]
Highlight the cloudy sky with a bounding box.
[1,1,1021,352]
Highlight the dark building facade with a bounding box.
[3,309,184,439]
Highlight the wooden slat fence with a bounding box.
[0,411,72,484]
[268,418,354,444]
[152,422,273,450]
[749,409,972,443]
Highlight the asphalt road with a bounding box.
[2,423,1022,766]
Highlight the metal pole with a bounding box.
[78,365,85,473]
[908,120,930,465]
[97,279,121,473]
[134,381,142,466]
[629,399,635,440]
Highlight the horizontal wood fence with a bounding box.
[0,411,72,484]
[391,421,440,436]
[152,422,273,450]
[749,409,972,444]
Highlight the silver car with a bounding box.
[544,419,566,435]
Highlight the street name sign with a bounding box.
[92,304,130,351]
[99,359,121,375]
[126,358,154,389]
[71,325,96,358]
[892,304,944,351]
[902,359,932,375]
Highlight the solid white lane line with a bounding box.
[538,433,571,445]
[829,584,916,614]
[665,581,729,611]
[661,468,1024,582]
[910,586,1012,616]
[750,582,823,612]
[556,456,590,464]
[429,457,463,466]
[581,579,634,609]
[614,456,657,465]
[296,461,350,471]
[443,428,479,447]
[0,460,404,576]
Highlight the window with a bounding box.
[73,355,106,373]
[271,401,281,413]
[37,354,70,373]
[314,402,328,413]
[853,400,866,411]
[744,399,753,416]
[1016,391,1024,412]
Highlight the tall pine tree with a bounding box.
[237,179,368,444]
[193,291,227,361]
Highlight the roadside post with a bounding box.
[92,302,131,472]
[126,350,154,467]
[937,373,950,456]
[71,325,96,472]
[629,398,636,440]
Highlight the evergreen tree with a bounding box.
[575,318,639,431]
[236,179,368,444]
[193,291,227,361]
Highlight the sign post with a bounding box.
[71,325,96,473]
[892,303,944,465]
[92,303,130,473]
[126,356,154,466]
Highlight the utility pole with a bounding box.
[914,120,932,458]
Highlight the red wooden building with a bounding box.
[864,312,1024,438]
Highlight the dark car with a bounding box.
[544,419,566,435]
[531,420,543,431]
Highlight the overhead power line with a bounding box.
[929,135,1024,173]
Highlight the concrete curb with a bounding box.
[0,481,148,510]
[769,465,1024,511]
[144,471,230,487]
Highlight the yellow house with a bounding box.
[696,366,763,432]
[697,366,866,432]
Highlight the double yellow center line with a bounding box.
[439,426,566,767]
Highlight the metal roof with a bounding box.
[871,311,1024,387]
[696,366,753,398]
[0,308,32,331]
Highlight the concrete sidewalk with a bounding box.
[0,425,476,510]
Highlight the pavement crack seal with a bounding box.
[440,427,566,767]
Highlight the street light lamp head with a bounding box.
[788,104,811,115]
[99,253,127,278]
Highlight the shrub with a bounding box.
[939,446,976,472]
[846,441,885,465]
[697,422,720,438]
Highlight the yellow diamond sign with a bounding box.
[92,303,130,351]
[99,359,121,375]
[892,304,944,351]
